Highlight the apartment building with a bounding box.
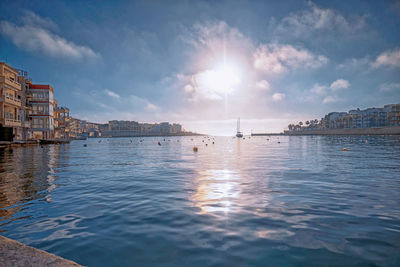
[54,101,70,139]
[0,62,24,141]
[28,83,55,140]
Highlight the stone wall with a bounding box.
[284,126,400,135]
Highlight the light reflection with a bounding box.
[0,144,67,226]
[192,169,241,214]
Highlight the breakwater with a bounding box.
[284,126,400,135]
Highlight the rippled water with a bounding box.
[1,136,400,266]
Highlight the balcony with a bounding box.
[4,118,22,127]
[2,95,22,107]
[0,77,21,90]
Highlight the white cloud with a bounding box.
[105,90,120,99]
[145,103,159,111]
[0,13,99,60]
[372,48,400,68]
[379,83,400,92]
[253,43,328,74]
[272,92,285,102]
[256,80,271,90]
[180,20,253,53]
[274,1,366,38]
[310,83,327,95]
[130,95,160,112]
[330,79,350,91]
[322,96,339,104]
[21,10,58,31]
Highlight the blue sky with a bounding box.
[1,0,399,135]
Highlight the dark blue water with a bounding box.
[1,136,400,266]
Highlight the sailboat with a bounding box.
[236,118,243,138]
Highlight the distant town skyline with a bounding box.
[1,0,399,135]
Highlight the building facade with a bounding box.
[54,101,70,139]
[288,103,400,132]
[0,62,24,141]
[28,84,55,140]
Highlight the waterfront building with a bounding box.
[386,104,400,126]
[160,122,171,134]
[54,101,70,139]
[17,70,33,140]
[171,123,182,134]
[288,103,400,132]
[140,123,153,134]
[28,83,55,140]
[0,62,25,141]
[108,120,140,136]
[151,123,161,133]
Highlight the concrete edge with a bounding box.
[0,235,84,267]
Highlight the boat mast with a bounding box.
[237,118,240,133]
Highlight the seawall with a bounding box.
[284,126,400,135]
[0,235,83,266]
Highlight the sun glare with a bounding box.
[196,62,241,97]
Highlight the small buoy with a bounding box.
[212,142,214,144]
[83,144,87,147]
[202,140,204,142]
[158,142,161,146]
[193,146,198,152]
[163,139,165,141]
[343,148,348,151]
[277,141,280,144]
[205,144,208,146]
[98,140,101,143]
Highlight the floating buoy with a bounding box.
[83,144,87,147]
[205,144,208,146]
[212,142,214,144]
[98,140,101,143]
[202,140,204,142]
[193,146,198,152]
[277,141,280,144]
[158,142,161,146]
[343,148,348,151]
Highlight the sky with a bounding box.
[1,0,399,135]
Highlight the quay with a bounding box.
[284,126,400,135]
[0,235,83,266]
[0,139,70,148]
[251,133,283,136]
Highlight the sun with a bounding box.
[195,62,241,98]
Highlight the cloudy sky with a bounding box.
[1,0,399,135]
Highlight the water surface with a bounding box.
[0,136,399,266]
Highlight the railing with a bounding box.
[0,77,21,89]
[3,95,22,106]
[4,118,22,127]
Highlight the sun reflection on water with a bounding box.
[192,169,241,214]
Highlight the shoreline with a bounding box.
[283,126,400,136]
[0,235,83,266]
